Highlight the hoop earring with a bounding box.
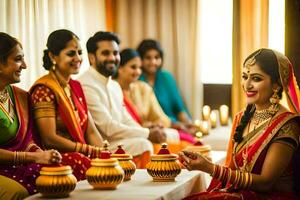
[52,61,56,71]
[269,88,280,115]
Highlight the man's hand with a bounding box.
[148,126,166,143]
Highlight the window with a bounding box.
[199,0,285,84]
[199,0,233,84]
[268,0,285,53]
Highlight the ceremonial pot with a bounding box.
[86,141,124,189]
[36,165,77,198]
[111,145,136,181]
[146,143,181,182]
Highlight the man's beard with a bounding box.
[96,60,118,77]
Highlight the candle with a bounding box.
[194,119,201,131]
[202,105,211,121]
[219,105,229,126]
[210,110,217,128]
[201,120,210,135]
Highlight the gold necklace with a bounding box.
[253,107,276,125]
[0,88,9,103]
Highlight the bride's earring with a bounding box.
[269,88,280,115]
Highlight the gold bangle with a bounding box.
[82,144,87,154]
[248,173,253,188]
[242,172,248,188]
[211,164,216,177]
[13,151,17,165]
[234,171,240,188]
[227,168,232,184]
[75,142,82,152]
[88,145,93,157]
[217,166,223,180]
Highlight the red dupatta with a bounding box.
[30,72,88,144]
[123,93,142,125]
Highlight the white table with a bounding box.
[202,125,231,151]
[25,169,206,200]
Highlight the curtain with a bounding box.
[232,0,269,116]
[0,0,106,90]
[107,0,202,119]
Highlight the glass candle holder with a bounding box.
[202,105,211,121]
[219,105,229,126]
[210,110,217,128]
[201,120,210,135]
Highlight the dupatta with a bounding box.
[30,72,88,144]
[205,49,300,198]
[0,86,35,151]
[225,49,300,168]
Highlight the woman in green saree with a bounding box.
[0,32,61,199]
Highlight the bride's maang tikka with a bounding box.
[244,49,263,73]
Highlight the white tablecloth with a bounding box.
[25,169,206,200]
[202,125,231,151]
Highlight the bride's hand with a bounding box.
[178,150,212,172]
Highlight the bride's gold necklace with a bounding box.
[252,108,274,126]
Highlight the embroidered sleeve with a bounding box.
[31,85,56,119]
[272,119,300,150]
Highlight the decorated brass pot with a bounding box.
[184,132,211,157]
[86,141,124,189]
[146,143,181,182]
[111,145,136,181]
[36,165,77,198]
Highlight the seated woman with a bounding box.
[30,29,103,181]
[179,48,300,199]
[137,39,196,143]
[115,48,189,152]
[0,32,61,199]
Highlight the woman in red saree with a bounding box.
[0,32,61,199]
[180,48,300,199]
[30,30,103,181]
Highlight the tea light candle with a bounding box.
[220,105,229,126]
[202,105,211,121]
[201,120,210,135]
[210,111,217,128]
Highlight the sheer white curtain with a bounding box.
[0,0,106,90]
[114,0,202,119]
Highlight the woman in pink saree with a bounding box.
[180,48,300,199]
[0,33,61,199]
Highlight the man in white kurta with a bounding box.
[78,31,166,156]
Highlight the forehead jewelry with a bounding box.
[244,49,263,73]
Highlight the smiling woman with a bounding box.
[29,29,103,182]
[179,48,300,200]
[0,32,62,199]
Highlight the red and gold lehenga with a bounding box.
[184,49,300,200]
[0,86,43,195]
[30,71,92,181]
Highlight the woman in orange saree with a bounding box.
[30,30,103,181]
[0,32,61,199]
[180,48,300,200]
